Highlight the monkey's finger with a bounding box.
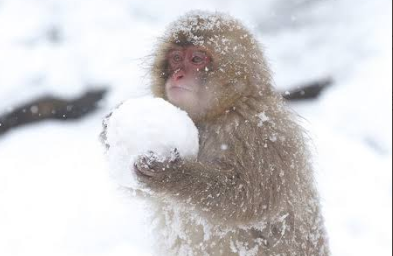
[134,162,156,177]
[134,156,158,177]
[170,148,181,162]
[146,151,159,162]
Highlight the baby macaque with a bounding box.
[104,11,330,256]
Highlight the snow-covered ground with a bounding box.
[0,0,391,255]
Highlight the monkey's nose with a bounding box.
[173,70,185,81]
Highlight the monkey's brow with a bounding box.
[173,41,195,47]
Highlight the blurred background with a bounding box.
[0,0,391,255]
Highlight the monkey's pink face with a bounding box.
[165,46,213,119]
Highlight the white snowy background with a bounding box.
[0,0,391,255]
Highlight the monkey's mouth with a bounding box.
[169,85,193,92]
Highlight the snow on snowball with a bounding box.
[104,97,199,190]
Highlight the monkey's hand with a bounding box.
[134,149,181,179]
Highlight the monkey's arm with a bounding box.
[135,157,258,223]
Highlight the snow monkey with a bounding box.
[106,11,330,256]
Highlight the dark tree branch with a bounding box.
[0,88,107,135]
[282,77,333,101]
[0,77,332,136]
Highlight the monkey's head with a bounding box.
[151,11,271,123]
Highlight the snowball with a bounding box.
[104,97,199,190]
